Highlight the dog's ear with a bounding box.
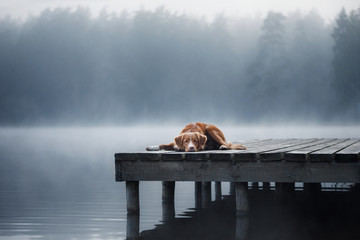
[174,135,183,149]
[199,133,207,147]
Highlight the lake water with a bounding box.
[0,125,360,240]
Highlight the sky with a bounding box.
[0,0,359,22]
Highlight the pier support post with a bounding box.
[263,182,270,191]
[275,182,295,200]
[126,181,139,213]
[230,182,235,195]
[162,181,175,222]
[126,181,140,239]
[195,182,202,209]
[236,213,249,240]
[162,181,175,201]
[126,213,139,240]
[235,182,249,240]
[235,182,249,214]
[202,181,212,207]
[304,183,321,200]
[215,182,222,201]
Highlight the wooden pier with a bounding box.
[115,138,360,239]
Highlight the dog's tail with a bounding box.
[228,142,247,150]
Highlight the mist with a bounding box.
[0,6,359,126]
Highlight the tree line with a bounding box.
[0,7,358,125]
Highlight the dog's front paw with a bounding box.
[219,145,228,150]
[174,146,180,151]
[146,145,160,151]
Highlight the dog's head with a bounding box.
[174,133,207,152]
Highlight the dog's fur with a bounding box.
[146,122,246,152]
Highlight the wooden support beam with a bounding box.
[230,182,235,195]
[162,181,175,202]
[162,198,175,223]
[126,181,139,213]
[126,213,139,240]
[304,183,321,194]
[215,182,222,201]
[162,181,175,222]
[275,182,295,200]
[195,181,202,209]
[263,182,270,191]
[235,182,249,214]
[236,214,249,240]
[202,181,211,207]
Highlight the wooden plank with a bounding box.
[161,152,184,161]
[258,139,321,161]
[310,139,358,161]
[234,139,275,148]
[240,139,291,151]
[243,139,307,153]
[115,160,360,183]
[208,150,236,161]
[284,139,345,162]
[233,139,274,146]
[233,139,299,161]
[234,139,318,162]
[336,139,360,162]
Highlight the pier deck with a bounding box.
[116,138,360,183]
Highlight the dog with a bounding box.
[146,122,246,152]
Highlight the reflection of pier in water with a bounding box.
[128,183,360,240]
[115,139,360,240]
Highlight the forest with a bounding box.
[0,7,359,125]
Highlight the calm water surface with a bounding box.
[0,125,359,240]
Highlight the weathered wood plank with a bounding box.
[284,139,346,162]
[116,160,360,183]
[336,139,360,162]
[310,139,358,161]
[258,139,321,161]
[232,139,301,161]
[241,139,292,152]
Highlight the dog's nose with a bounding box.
[189,146,195,151]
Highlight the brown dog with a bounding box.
[146,122,246,152]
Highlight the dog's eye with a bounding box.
[194,140,197,143]
[185,140,188,143]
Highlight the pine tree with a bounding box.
[332,8,360,119]
[247,12,288,116]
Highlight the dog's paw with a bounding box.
[219,145,228,150]
[238,145,247,150]
[146,145,160,151]
[174,146,180,151]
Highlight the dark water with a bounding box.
[0,126,360,240]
